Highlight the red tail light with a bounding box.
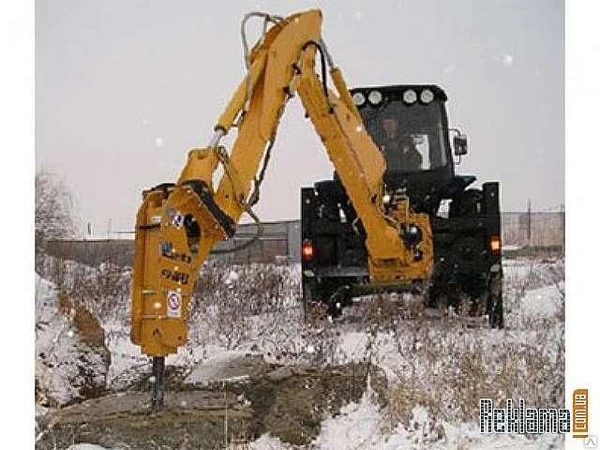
[302,240,314,261]
[489,235,501,255]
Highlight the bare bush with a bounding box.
[189,261,301,350]
[381,258,565,430]
[36,252,131,324]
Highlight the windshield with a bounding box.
[360,100,448,173]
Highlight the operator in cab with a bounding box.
[380,115,422,172]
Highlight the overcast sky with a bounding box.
[36,0,564,235]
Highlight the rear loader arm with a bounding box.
[131,9,433,361]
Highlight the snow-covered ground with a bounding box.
[35,255,565,449]
[310,391,561,450]
[35,274,109,407]
[57,391,563,450]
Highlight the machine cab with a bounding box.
[350,85,457,189]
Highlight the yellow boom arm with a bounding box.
[131,9,432,357]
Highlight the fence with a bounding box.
[501,211,564,248]
[46,212,564,267]
[45,238,135,267]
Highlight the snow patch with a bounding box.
[185,349,251,384]
[312,393,562,450]
[520,285,561,320]
[35,273,109,406]
[315,392,382,449]
[503,244,522,251]
[249,434,290,449]
[224,269,240,285]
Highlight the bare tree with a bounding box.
[35,169,76,254]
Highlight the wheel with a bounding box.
[426,282,463,314]
[485,271,504,328]
[303,282,351,322]
[327,285,351,318]
[302,283,315,322]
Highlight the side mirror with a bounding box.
[453,134,468,156]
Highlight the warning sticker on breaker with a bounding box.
[167,290,182,318]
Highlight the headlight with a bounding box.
[403,223,423,247]
[352,91,366,106]
[402,89,417,104]
[420,89,434,104]
[368,90,383,105]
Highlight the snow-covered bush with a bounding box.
[35,274,110,407]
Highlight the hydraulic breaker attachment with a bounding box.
[131,146,237,409]
[131,149,235,358]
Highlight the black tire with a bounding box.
[449,189,483,218]
[426,282,462,311]
[302,284,316,322]
[486,271,504,328]
[303,282,352,321]
[327,285,351,318]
